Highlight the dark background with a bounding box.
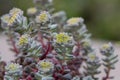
[0,0,120,41]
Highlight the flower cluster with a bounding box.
[0,0,118,80]
[18,34,29,46]
[1,8,24,27]
[5,63,22,74]
[67,17,84,26]
[37,59,54,73]
[36,11,51,24]
[100,42,114,55]
[4,63,22,80]
[87,53,97,62]
[55,32,70,43]
[27,7,37,16]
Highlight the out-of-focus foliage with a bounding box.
[0,0,120,41]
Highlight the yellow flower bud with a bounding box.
[27,7,37,15]
[37,59,54,72]
[56,32,70,43]
[67,17,84,26]
[19,34,29,46]
[36,11,51,23]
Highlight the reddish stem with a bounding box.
[38,31,46,48]
[40,42,52,60]
[53,65,65,80]
[103,68,111,80]
[10,36,19,55]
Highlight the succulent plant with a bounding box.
[100,43,118,80]
[0,0,118,80]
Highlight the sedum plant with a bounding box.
[0,0,118,80]
[100,43,118,80]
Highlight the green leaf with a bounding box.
[109,55,118,61]
[22,17,28,29]
[110,59,118,66]
[102,58,110,62]
[103,63,109,67]
[55,48,62,53]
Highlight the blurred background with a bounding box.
[0,0,120,41]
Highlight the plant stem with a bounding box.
[10,36,19,55]
[103,68,111,80]
[40,42,52,60]
[38,31,46,48]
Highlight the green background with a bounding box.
[0,0,120,41]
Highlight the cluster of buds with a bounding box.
[4,63,22,80]
[35,11,51,25]
[1,8,25,28]
[37,59,54,73]
[0,0,118,80]
[27,7,38,16]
